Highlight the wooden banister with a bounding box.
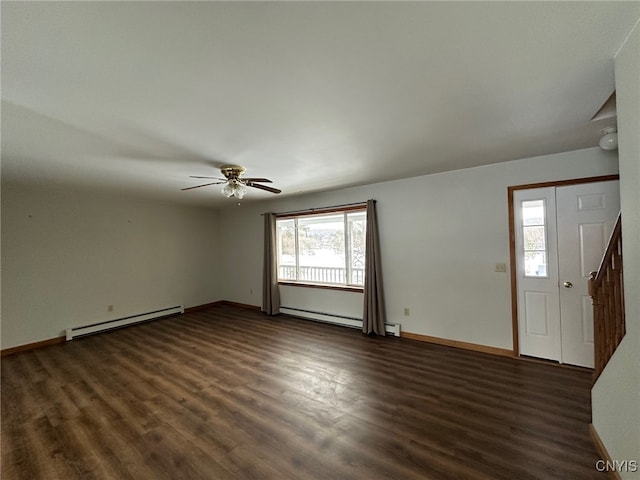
[588,213,624,381]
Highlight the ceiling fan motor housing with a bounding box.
[220,165,246,180]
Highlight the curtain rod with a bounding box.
[261,200,373,216]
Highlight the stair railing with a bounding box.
[588,213,624,381]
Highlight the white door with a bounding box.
[514,180,620,367]
[556,181,620,367]
[515,187,562,362]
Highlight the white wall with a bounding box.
[1,146,620,355]
[219,147,618,350]
[1,181,222,349]
[592,19,640,479]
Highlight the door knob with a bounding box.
[563,281,573,288]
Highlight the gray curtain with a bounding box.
[363,200,386,335]
[262,213,281,315]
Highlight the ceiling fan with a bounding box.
[181,165,281,199]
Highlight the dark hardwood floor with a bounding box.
[2,305,606,479]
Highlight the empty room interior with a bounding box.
[2,2,639,479]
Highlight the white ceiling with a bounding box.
[2,2,638,207]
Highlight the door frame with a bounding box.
[507,174,619,358]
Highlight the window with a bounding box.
[276,208,366,288]
[521,199,548,277]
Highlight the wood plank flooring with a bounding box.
[1,305,606,479]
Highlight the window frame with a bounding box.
[276,205,367,292]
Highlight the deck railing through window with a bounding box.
[279,265,365,286]
[588,213,624,381]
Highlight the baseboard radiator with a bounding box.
[66,305,184,341]
[281,306,401,337]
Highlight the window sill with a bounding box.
[278,281,364,293]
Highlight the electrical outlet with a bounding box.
[403,307,410,316]
[495,263,507,273]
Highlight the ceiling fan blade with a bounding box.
[189,176,226,180]
[181,181,225,191]
[246,182,281,194]
[241,177,272,183]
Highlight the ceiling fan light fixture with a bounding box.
[234,183,247,199]
[599,126,618,151]
[221,183,235,197]
[221,180,248,199]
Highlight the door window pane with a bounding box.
[522,200,545,226]
[525,251,548,277]
[522,199,548,278]
[523,226,546,250]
